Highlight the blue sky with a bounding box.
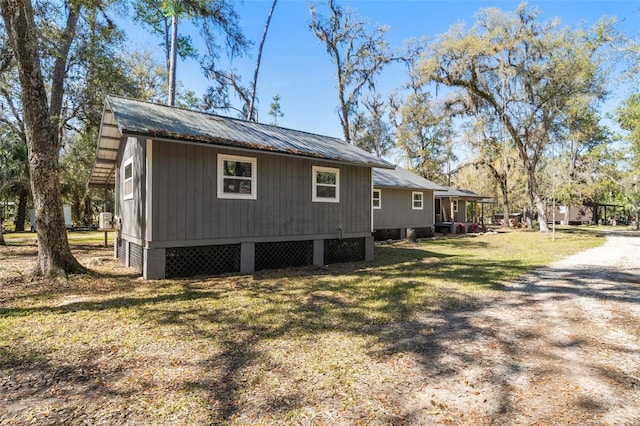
[124,0,640,140]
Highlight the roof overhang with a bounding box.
[434,187,487,201]
[87,102,121,188]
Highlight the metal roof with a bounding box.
[88,96,393,188]
[434,186,486,200]
[373,167,446,191]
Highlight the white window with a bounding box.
[372,189,381,209]
[123,158,133,200]
[312,166,339,203]
[412,191,423,210]
[453,200,459,212]
[218,154,257,200]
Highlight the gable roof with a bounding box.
[88,96,393,188]
[373,167,446,191]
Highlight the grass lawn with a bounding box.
[0,228,605,425]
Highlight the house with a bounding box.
[88,96,393,279]
[545,202,625,225]
[372,167,446,240]
[435,187,487,233]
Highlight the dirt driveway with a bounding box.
[405,231,640,425]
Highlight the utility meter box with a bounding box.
[99,212,113,229]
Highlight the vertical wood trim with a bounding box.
[167,143,177,241]
[370,168,374,233]
[203,146,213,239]
[145,139,152,243]
[194,145,203,238]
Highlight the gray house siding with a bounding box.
[117,137,145,243]
[115,138,375,278]
[148,140,372,246]
[115,136,146,270]
[90,96,394,279]
[373,188,435,239]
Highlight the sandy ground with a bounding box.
[402,231,640,425]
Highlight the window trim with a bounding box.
[312,165,340,203]
[372,189,381,209]
[123,157,134,200]
[412,191,423,210]
[217,154,257,200]
[453,200,459,212]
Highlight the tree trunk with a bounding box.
[72,191,82,226]
[49,3,79,151]
[1,0,84,281]
[525,165,549,232]
[0,223,5,245]
[83,192,93,226]
[477,160,510,228]
[498,176,510,228]
[247,0,277,121]
[15,186,28,231]
[168,13,178,106]
[338,85,351,144]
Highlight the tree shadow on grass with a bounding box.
[0,241,527,423]
[2,236,639,424]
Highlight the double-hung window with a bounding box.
[412,191,423,210]
[218,154,257,200]
[123,158,133,200]
[312,166,339,203]
[372,189,381,209]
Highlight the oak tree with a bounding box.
[310,0,398,144]
[0,0,84,279]
[419,3,610,231]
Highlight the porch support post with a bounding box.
[144,247,166,279]
[365,236,374,261]
[313,239,324,267]
[240,242,255,274]
[450,199,455,222]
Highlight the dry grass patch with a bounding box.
[0,228,605,425]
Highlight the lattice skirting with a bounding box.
[413,227,434,238]
[255,240,314,271]
[116,238,126,265]
[373,228,402,241]
[129,242,143,272]
[324,238,365,264]
[165,244,241,278]
[117,239,143,271]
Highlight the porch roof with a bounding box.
[435,187,486,200]
[373,167,446,191]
